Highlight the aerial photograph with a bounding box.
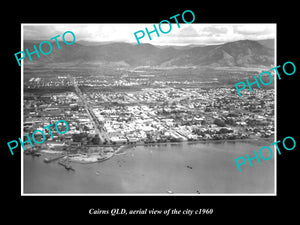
[22,23,276,194]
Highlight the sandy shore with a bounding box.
[96,137,274,148]
[37,137,273,165]
[41,150,64,154]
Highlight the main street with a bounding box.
[68,75,106,143]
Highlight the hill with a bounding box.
[23,39,274,67]
[256,39,275,49]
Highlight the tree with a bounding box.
[83,125,89,132]
[92,136,101,145]
[103,139,108,145]
[213,118,226,127]
[225,118,236,126]
[219,128,229,134]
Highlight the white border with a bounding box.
[274,25,277,196]
[21,24,24,195]
[21,23,277,196]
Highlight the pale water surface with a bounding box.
[24,141,275,194]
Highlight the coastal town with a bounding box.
[21,25,277,195]
[23,72,274,164]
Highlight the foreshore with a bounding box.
[37,145,130,164]
[97,136,274,148]
[31,136,274,164]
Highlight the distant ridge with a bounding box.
[24,39,274,67]
[256,39,275,49]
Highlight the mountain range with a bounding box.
[23,39,274,67]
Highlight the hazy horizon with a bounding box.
[23,38,275,48]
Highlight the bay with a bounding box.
[23,140,275,194]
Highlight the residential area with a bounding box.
[23,75,274,153]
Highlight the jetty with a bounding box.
[44,155,65,163]
[58,161,75,171]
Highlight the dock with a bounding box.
[58,161,75,171]
[44,155,65,163]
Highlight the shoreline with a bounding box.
[97,136,274,148]
[29,137,274,164]
[35,136,274,154]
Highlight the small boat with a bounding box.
[166,190,173,194]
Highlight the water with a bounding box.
[23,141,275,194]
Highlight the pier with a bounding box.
[58,161,75,171]
[44,155,65,163]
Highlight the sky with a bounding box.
[23,23,276,46]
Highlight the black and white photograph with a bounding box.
[1,3,298,221]
[21,23,276,195]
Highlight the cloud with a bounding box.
[231,24,276,41]
[202,26,228,35]
[23,26,60,40]
[22,23,276,46]
[171,25,200,37]
[23,24,142,43]
[233,24,269,35]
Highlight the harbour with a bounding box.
[23,141,275,194]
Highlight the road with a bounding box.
[68,75,106,143]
